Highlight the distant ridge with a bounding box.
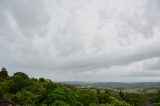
[64,82,160,88]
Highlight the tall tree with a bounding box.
[13,72,29,79]
[0,67,9,81]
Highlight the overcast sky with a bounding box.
[0,0,160,82]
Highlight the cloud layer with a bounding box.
[0,0,160,82]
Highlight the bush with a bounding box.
[110,97,131,106]
[43,87,77,105]
[98,93,111,104]
[51,100,70,106]
[153,102,160,106]
[78,89,98,106]
[0,90,3,98]
[13,72,29,79]
[89,103,98,106]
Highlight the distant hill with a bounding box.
[64,82,160,88]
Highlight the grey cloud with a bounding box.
[1,0,50,37]
[143,57,160,70]
[0,0,160,81]
[6,41,160,73]
[146,0,160,25]
[129,71,160,77]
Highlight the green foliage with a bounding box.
[0,90,3,98]
[109,97,131,106]
[153,102,160,106]
[0,67,158,106]
[43,80,57,92]
[43,87,77,105]
[149,89,160,105]
[1,75,30,93]
[14,72,29,79]
[0,67,9,81]
[39,77,46,82]
[14,90,35,105]
[98,93,111,104]
[89,103,98,106]
[119,90,124,98]
[121,92,145,106]
[78,89,98,106]
[41,104,47,106]
[51,100,70,106]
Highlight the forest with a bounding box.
[0,67,160,106]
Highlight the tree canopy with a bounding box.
[0,67,159,106]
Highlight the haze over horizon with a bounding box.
[0,0,160,82]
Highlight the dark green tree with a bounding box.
[51,100,70,106]
[0,67,9,81]
[78,89,98,106]
[119,90,125,98]
[1,75,30,93]
[43,87,76,105]
[14,72,29,79]
[0,90,3,99]
[39,78,46,83]
[98,93,111,104]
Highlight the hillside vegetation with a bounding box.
[0,67,160,106]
